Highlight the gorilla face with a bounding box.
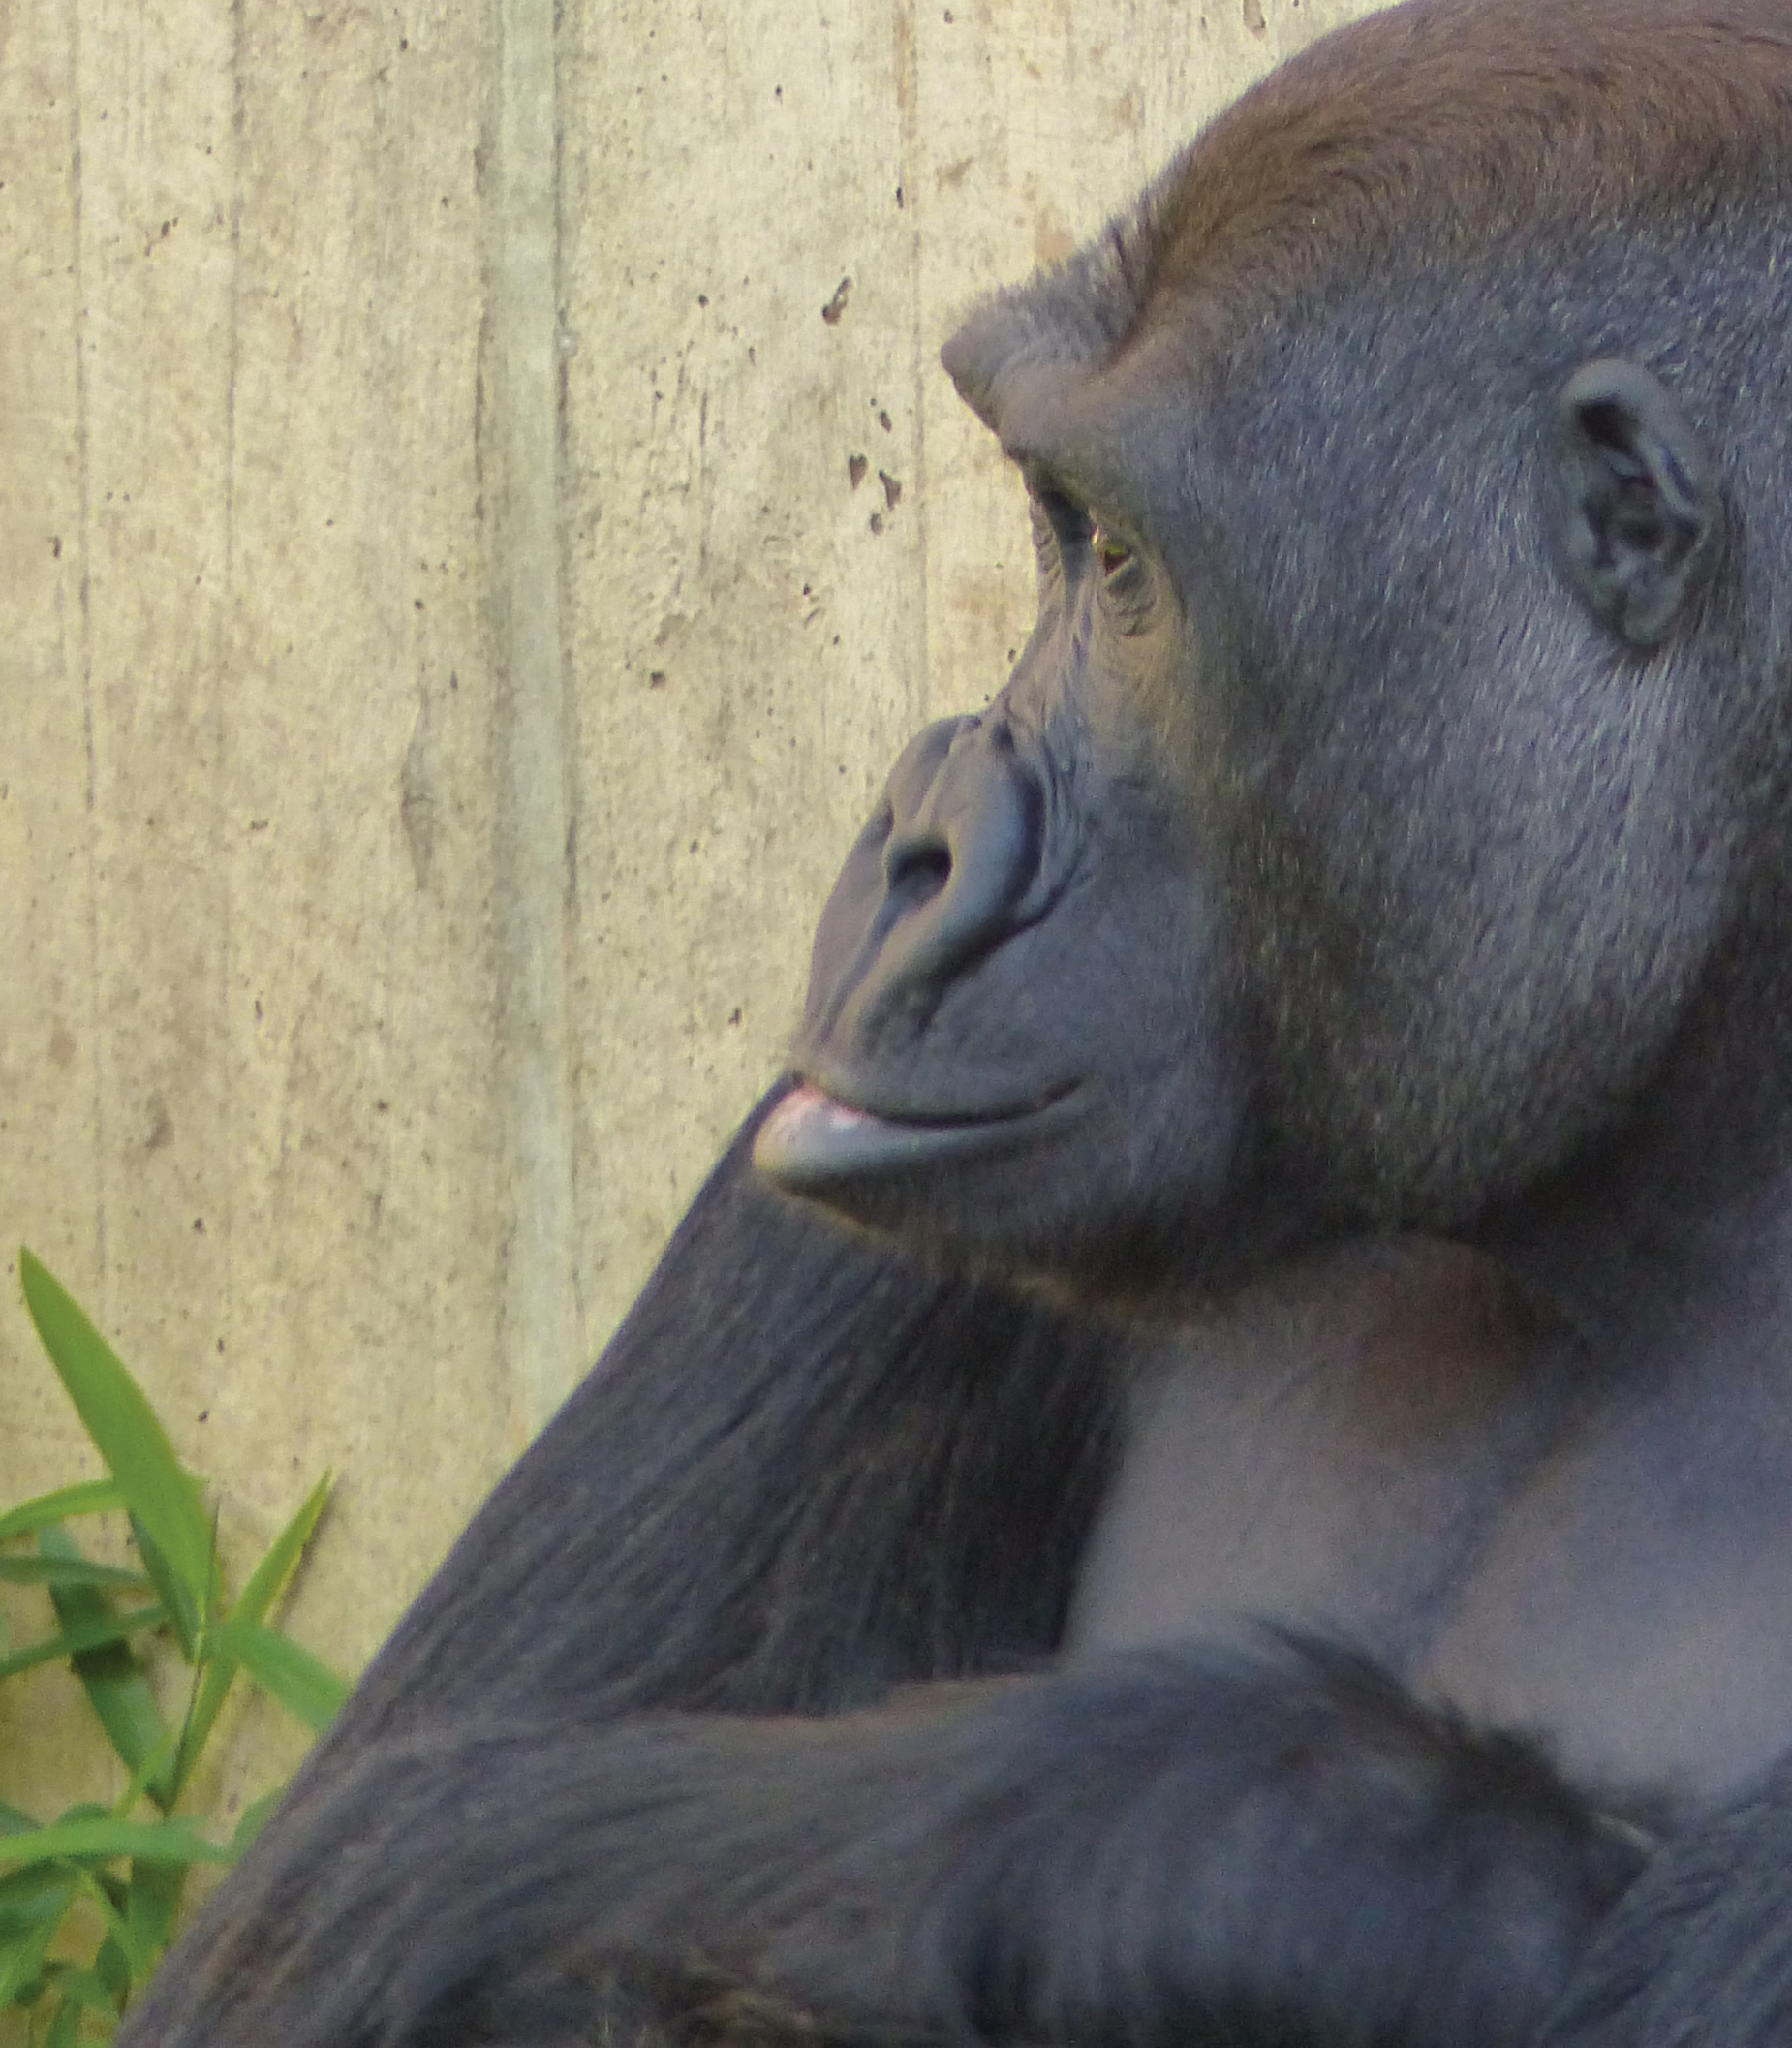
[754,347,1270,1290]
[756,78,1738,1300]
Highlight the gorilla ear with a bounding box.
[1551,358,1722,649]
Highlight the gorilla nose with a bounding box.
[858,713,1046,1021]
[881,718,982,912]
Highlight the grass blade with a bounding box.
[17,1253,216,1616]
[0,1558,151,1591]
[72,1877,150,1983]
[39,1529,173,1807]
[0,1896,68,2007]
[229,1788,285,1854]
[0,1607,167,1682]
[0,1483,124,1544]
[0,1818,230,1871]
[235,1474,332,1630]
[44,1960,121,2016]
[224,1624,348,1734]
[123,1857,187,1962]
[127,1514,201,1660]
[41,1993,85,2047]
[0,1870,71,1947]
[179,1474,333,1781]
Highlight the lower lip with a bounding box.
[752,1082,1062,1190]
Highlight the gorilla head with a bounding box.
[756,0,1787,1300]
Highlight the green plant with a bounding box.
[0,1251,347,2043]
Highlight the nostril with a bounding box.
[885,836,952,910]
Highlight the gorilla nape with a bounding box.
[118,3,1792,2045]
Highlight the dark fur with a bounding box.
[131,1635,1644,2048]
[116,4,1792,2044]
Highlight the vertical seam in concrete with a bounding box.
[551,62,587,1377]
[68,0,106,1298]
[218,0,246,1346]
[898,0,931,729]
[489,0,577,1442]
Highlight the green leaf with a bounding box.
[0,1607,167,1682]
[123,1856,186,1961]
[45,1960,122,2015]
[180,1474,333,1784]
[39,1529,173,1808]
[0,1866,71,1937]
[0,1483,124,1544]
[229,1787,285,1855]
[0,1886,73,2006]
[16,1253,216,1614]
[170,1670,234,1804]
[111,1722,183,1821]
[0,1557,151,1591]
[223,1623,348,1734]
[72,1875,150,1983]
[91,1931,132,2004]
[127,1514,202,1661]
[42,1996,87,2047]
[236,1474,333,1633]
[0,1804,38,1836]
[0,1818,230,1872]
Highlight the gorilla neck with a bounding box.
[1477,917,1792,1370]
[1073,890,1792,1803]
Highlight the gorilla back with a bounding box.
[117,5,1792,2047]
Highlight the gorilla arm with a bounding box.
[118,1639,1648,2048]
[113,1095,1120,2043]
[1544,1778,1792,2048]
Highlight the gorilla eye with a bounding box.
[1091,524,1134,579]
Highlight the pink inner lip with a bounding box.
[772,1082,877,1132]
[777,1077,1071,1129]
[752,1079,1074,1192]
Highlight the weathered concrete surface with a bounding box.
[0,0,1381,1850]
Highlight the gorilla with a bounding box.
[116,2,1792,2044]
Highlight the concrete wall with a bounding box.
[0,0,1381,1824]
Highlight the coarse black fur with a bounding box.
[293,1101,1119,1737]
[128,1637,1645,2048]
[115,3,1792,2045]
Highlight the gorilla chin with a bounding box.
[757,1072,1265,1306]
[753,1075,1117,1278]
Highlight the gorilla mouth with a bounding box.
[753,1079,1076,1191]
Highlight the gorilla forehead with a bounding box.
[946,0,1792,435]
